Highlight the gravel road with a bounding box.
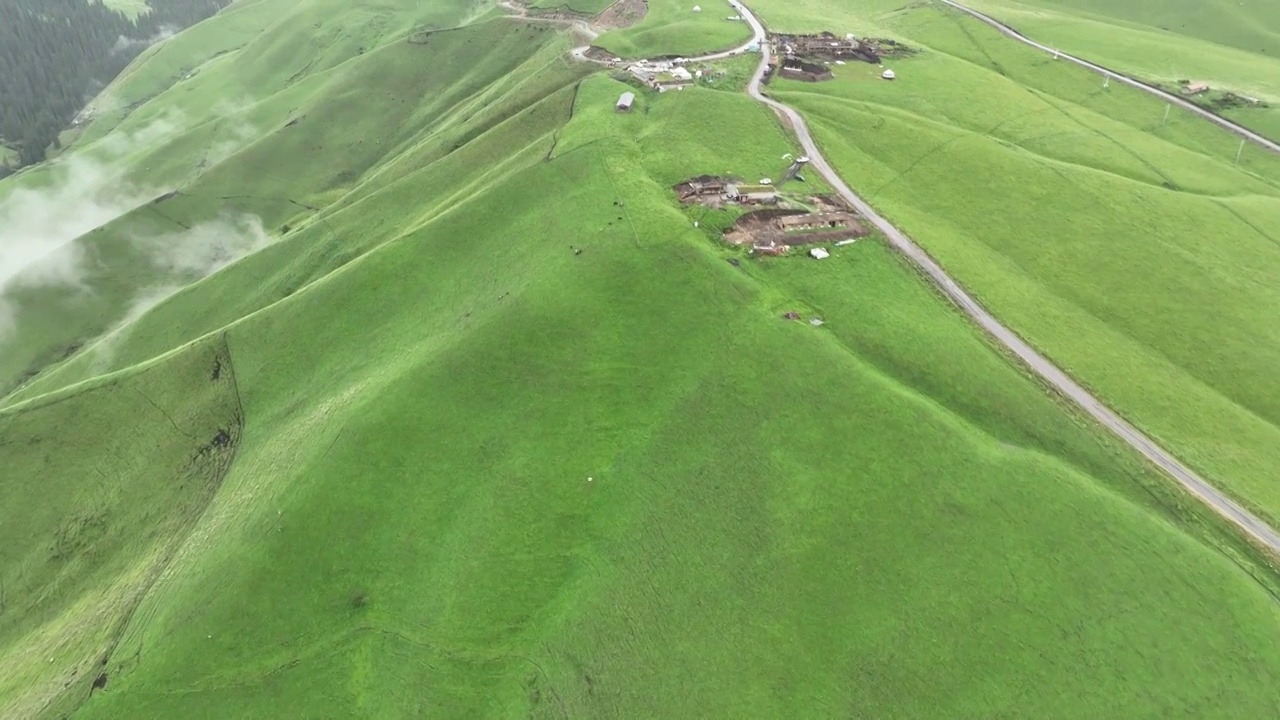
[730,0,1280,553]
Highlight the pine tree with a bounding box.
[0,0,231,166]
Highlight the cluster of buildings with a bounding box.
[772,32,882,64]
[674,176,779,206]
[626,59,702,92]
[767,31,899,82]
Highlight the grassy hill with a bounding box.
[960,0,1280,139]
[594,0,753,58]
[6,0,1280,717]
[980,0,1280,57]
[103,0,150,19]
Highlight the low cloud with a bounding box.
[144,214,273,277]
[86,216,272,371]
[0,156,152,339]
[111,26,178,55]
[0,116,272,351]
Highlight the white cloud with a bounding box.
[0,116,271,351]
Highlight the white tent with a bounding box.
[882,69,896,80]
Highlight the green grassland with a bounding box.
[102,0,149,19]
[958,0,1280,138]
[978,0,1280,57]
[6,0,1280,716]
[595,0,752,58]
[0,336,241,718]
[751,2,1280,519]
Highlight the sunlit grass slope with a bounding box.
[5,0,1280,717]
[979,0,1280,57]
[102,0,148,19]
[955,0,1280,138]
[595,0,752,58]
[750,0,1280,521]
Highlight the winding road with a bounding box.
[526,0,1280,553]
[937,0,1280,155]
[729,0,1280,553]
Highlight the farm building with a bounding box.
[628,62,695,92]
[740,191,778,205]
[675,176,729,200]
[616,92,635,112]
[776,212,856,232]
[1183,82,1209,95]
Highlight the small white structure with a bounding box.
[882,69,896,80]
[834,238,858,247]
[692,4,701,11]
[760,178,772,185]
[809,248,830,260]
[671,67,693,81]
[616,91,635,112]
[694,69,703,79]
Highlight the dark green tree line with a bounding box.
[0,0,230,168]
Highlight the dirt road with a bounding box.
[937,0,1280,155]
[731,0,1280,553]
[498,0,599,42]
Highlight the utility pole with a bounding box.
[1236,139,1246,165]
[1162,104,1171,126]
[1103,75,1109,90]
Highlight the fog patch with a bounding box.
[88,215,271,369]
[0,156,152,341]
[145,214,272,277]
[111,26,178,55]
[204,99,261,168]
[87,284,181,373]
[0,114,270,354]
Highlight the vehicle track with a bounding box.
[727,0,1280,554]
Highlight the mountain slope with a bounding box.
[4,0,1280,718]
[961,0,1280,138]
